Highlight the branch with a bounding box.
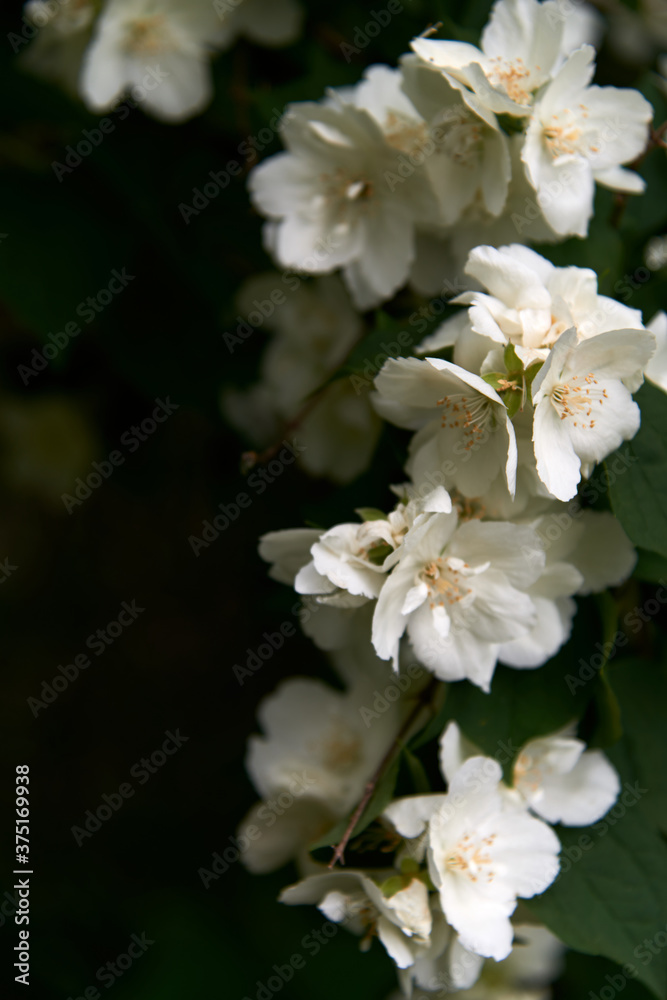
[328,678,439,869]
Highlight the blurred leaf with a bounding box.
[607,383,667,559]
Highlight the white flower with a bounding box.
[214,0,303,50]
[531,327,655,501]
[80,0,222,122]
[496,506,634,670]
[418,244,645,369]
[522,45,653,237]
[410,0,568,118]
[240,676,404,872]
[371,512,546,691]
[511,726,621,826]
[532,507,637,596]
[249,92,436,308]
[400,55,511,226]
[441,720,620,827]
[438,923,565,999]
[294,521,395,605]
[281,870,434,968]
[645,311,667,394]
[258,527,323,585]
[373,356,518,499]
[22,0,95,93]
[385,756,560,961]
[221,273,382,484]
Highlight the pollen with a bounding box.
[446,831,497,883]
[437,392,493,450]
[487,56,532,105]
[549,372,608,429]
[124,15,172,54]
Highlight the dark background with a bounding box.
[1,1,666,997]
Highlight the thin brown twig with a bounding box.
[328,678,439,869]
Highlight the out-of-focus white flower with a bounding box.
[400,56,512,226]
[249,89,437,308]
[239,675,404,872]
[645,311,667,393]
[418,244,645,370]
[221,273,382,484]
[522,45,652,237]
[441,720,620,828]
[531,327,655,501]
[80,0,222,122]
[281,870,434,968]
[214,0,303,50]
[0,393,99,508]
[385,755,560,961]
[22,0,96,93]
[373,356,518,499]
[510,727,621,825]
[371,510,546,691]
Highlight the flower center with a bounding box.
[513,751,542,795]
[320,169,375,221]
[487,57,532,105]
[384,111,430,156]
[549,372,608,428]
[450,489,486,521]
[124,16,172,55]
[436,393,494,449]
[543,107,587,158]
[420,557,472,608]
[445,832,497,883]
[433,107,483,166]
[317,723,363,773]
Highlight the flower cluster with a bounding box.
[20,0,304,122]
[233,1,663,996]
[249,0,653,307]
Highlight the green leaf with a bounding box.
[503,342,522,372]
[355,507,388,522]
[402,746,431,794]
[529,655,667,998]
[607,382,667,559]
[528,814,667,999]
[380,875,407,898]
[634,548,667,584]
[366,542,394,566]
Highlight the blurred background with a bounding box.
[1,0,666,997]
